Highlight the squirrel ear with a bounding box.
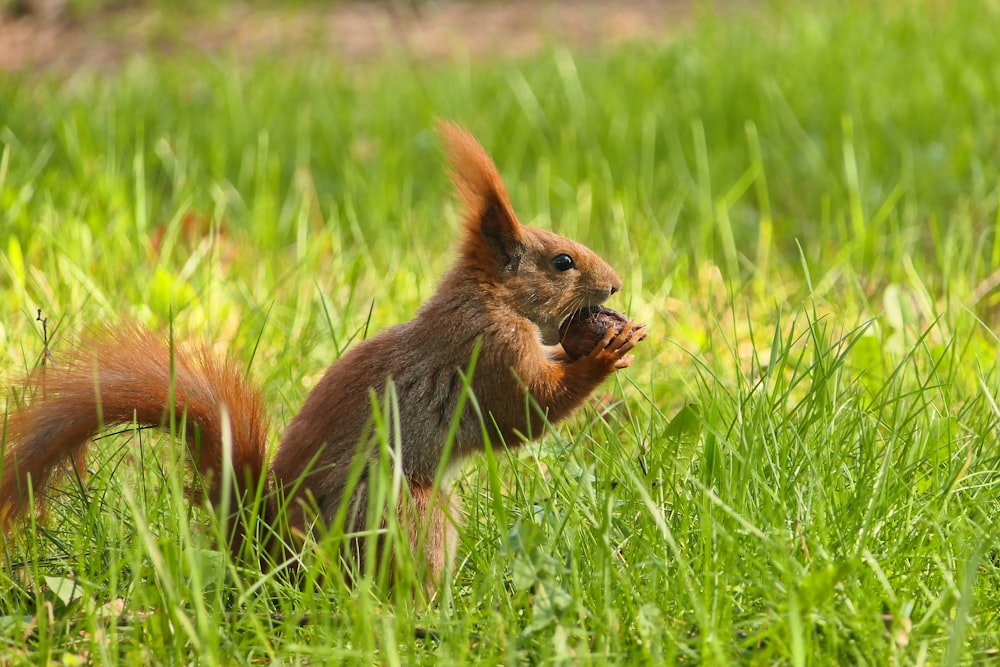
[437,120,525,270]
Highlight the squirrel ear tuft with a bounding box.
[437,120,524,269]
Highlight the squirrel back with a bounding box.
[1,122,645,588]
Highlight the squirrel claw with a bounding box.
[614,353,636,370]
[586,319,647,368]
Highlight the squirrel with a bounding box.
[0,122,647,590]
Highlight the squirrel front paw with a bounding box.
[587,318,647,369]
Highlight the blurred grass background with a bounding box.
[2,0,1000,663]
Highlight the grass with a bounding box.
[2,0,1000,663]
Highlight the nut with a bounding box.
[558,305,629,360]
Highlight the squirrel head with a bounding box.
[438,121,623,342]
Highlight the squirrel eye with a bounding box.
[551,254,575,272]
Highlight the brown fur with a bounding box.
[0,122,646,589]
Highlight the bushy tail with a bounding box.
[0,323,270,541]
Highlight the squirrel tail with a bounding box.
[0,323,270,548]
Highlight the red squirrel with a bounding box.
[0,122,646,587]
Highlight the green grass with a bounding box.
[3,0,1000,663]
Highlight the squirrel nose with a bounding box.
[609,275,622,296]
[607,271,622,297]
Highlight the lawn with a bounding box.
[2,0,1000,663]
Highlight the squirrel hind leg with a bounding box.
[400,483,460,595]
[315,479,459,595]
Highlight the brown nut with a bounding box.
[558,305,630,360]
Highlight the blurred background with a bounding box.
[1,0,704,72]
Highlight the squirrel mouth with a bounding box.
[543,300,607,346]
